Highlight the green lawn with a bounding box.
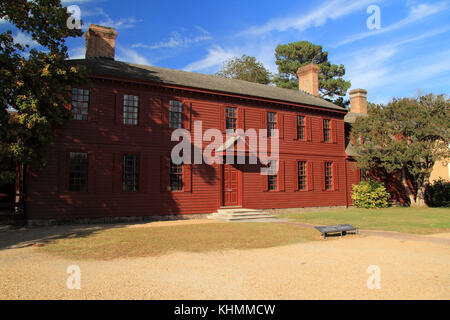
[40,222,321,260]
[279,207,450,234]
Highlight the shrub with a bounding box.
[424,179,450,207]
[351,179,390,208]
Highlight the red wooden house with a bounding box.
[24,25,366,223]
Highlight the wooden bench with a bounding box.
[315,224,358,239]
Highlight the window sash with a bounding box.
[122,154,139,192]
[123,94,139,125]
[169,100,183,128]
[268,160,278,190]
[268,175,277,191]
[69,152,88,192]
[325,162,333,190]
[297,116,305,140]
[226,107,237,131]
[267,112,277,137]
[169,160,183,191]
[71,88,89,121]
[323,119,331,142]
[298,161,307,190]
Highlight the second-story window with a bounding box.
[325,161,333,190]
[169,159,183,191]
[226,107,237,131]
[71,88,89,120]
[297,115,305,140]
[122,154,139,192]
[169,100,183,128]
[323,119,331,142]
[267,112,277,137]
[123,94,139,125]
[69,152,88,192]
[298,161,307,191]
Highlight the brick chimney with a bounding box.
[85,24,117,60]
[297,63,320,96]
[349,89,368,114]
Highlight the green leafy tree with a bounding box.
[216,54,271,84]
[0,0,86,186]
[274,41,351,107]
[351,94,450,207]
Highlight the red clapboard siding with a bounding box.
[25,76,349,220]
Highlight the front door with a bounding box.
[223,164,239,206]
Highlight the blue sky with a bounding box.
[2,0,450,104]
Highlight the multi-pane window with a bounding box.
[169,100,183,128]
[297,115,305,140]
[69,152,88,192]
[267,112,277,137]
[71,88,89,120]
[226,107,237,131]
[169,160,183,191]
[268,160,278,191]
[122,154,139,192]
[323,119,331,142]
[298,161,307,191]
[325,162,333,191]
[123,94,139,125]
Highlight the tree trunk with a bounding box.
[401,167,427,208]
[414,186,428,208]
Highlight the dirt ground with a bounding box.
[0,221,449,300]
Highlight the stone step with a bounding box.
[208,208,277,221]
[217,208,264,214]
[209,214,277,221]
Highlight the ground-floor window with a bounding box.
[268,160,278,191]
[325,161,333,190]
[298,161,307,190]
[69,152,88,192]
[123,154,139,192]
[170,160,183,191]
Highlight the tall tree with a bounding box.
[216,54,271,85]
[274,41,351,107]
[0,0,86,186]
[351,94,450,207]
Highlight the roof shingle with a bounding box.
[70,58,347,112]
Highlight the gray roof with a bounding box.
[69,58,346,112]
[344,111,368,123]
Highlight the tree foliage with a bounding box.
[216,54,271,85]
[351,94,450,207]
[0,0,86,185]
[273,41,351,107]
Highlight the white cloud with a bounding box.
[13,32,38,48]
[243,0,379,35]
[341,27,450,103]
[81,8,142,30]
[116,47,150,65]
[183,46,240,72]
[335,2,448,47]
[133,32,212,50]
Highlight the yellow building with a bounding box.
[430,159,449,182]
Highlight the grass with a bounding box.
[40,222,321,260]
[280,207,450,235]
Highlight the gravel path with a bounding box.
[0,223,449,300]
